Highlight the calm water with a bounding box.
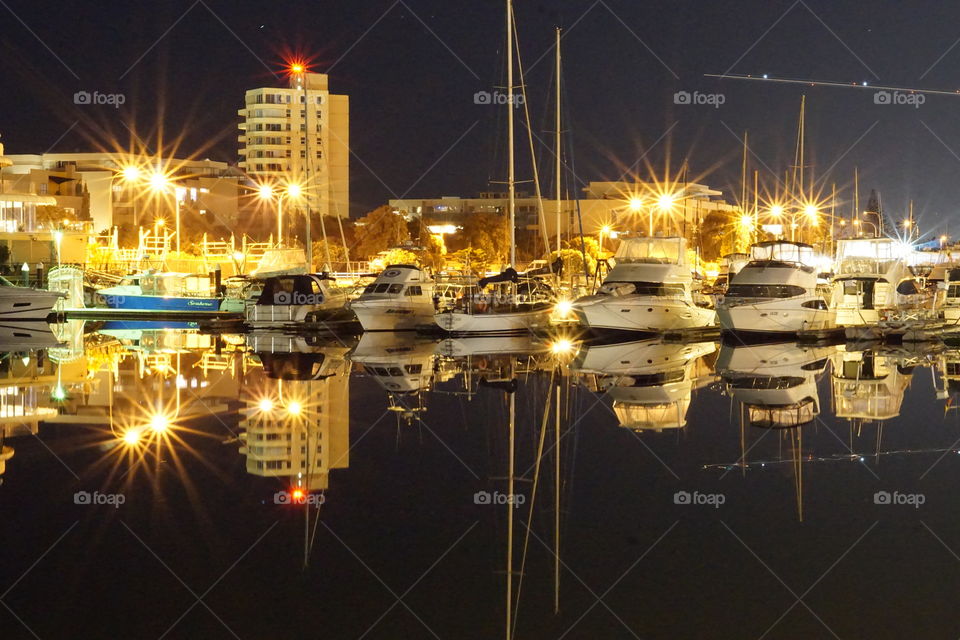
[2,321,960,639]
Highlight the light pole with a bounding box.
[148,170,181,254]
[259,182,302,246]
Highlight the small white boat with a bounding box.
[0,276,65,320]
[350,265,436,331]
[245,274,351,328]
[716,241,833,336]
[573,237,715,334]
[433,273,554,334]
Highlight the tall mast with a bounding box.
[555,27,562,255]
[507,0,516,268]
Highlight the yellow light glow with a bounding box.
[155,217,166,228]
[290,63,305,74]
[232,251,245,262]
[554,299,573,317]
[122,429,142,445]
[739,214,754,228]
[550,339,574,355]
[804,204,818,218]
[941,235,948,242]
[258,398,274,412]
[657,194,676,210]
[121,166,141,182]
[628,197,643,211]
[770,204,784,218]
[903,219,913,227]
[287,401,303,416]
[287,183,302,198]
[148,414,170,433]
[148,172,170,191]
[258,184,274,199]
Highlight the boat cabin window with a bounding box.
[896,279,921,295]
[948,284,960,299]
[405,285,423,296]
[373,283,390,294]
[405,364,422,374]
[725,284,806,298]
[600,281,686,297]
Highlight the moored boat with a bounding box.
[350,265,436,331]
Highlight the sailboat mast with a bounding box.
[507,0,516,268]
[555,27,562,256]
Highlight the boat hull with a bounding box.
[434,307,551,334]
[717,296,834,334]
[100,294,220,312]
[573,295,715,333]
[351,299,435,331]
[0,290,65,320]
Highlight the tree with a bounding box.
[450,212,510,269]
[36,205,76,230]
[353,206,410,260]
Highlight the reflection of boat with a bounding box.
[574,237,715,333]
[0,321,61,349]
[246,274,352,327]
[96,272,220,311]
[350,265,436,331]
[435,335,543,358]
[831,347,913,422]
[717,241,832,336]
[0,276,65,319]
[351,332,437,394]
[574,339,716,431]
[717,341,834,429]
[249,332,353,380]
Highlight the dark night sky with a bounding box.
[3,1,960,231]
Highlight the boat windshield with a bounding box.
[599,281,687,297]
[725,283,806,298]
[614,238,684,265]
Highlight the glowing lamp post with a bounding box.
[258,182,302,247]
[148,171,181,254]
[654,194,676,237]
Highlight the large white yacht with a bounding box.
[350,265,436,331]
[572,237,714,334]
[830,238,919,326]
[716,241,833,336]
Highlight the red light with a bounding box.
[291,488,305,502]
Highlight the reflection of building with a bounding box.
[0,350,63,480]
[238,71,350,218]
[239,351,350,491]
[831,348,913,423]
[573,339,716,432]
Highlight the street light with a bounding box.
[258,182,303,246]
[599,224,612,253]
[147,170,182,253]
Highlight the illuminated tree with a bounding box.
[352,206,410,260]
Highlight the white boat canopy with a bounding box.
[749,241,817,266]
[614,237,687,265]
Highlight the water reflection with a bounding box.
[5,323,960,636]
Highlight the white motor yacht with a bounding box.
[716,241,833,336]
[573,237,714,334]
[830,238,920,326]
[0,276,65,320]
[350,265,436,331]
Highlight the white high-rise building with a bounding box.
[238,72,349,219]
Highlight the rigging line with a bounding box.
[512,368,555,637]
[705,73,960,97]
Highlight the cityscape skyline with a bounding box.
[3,1,960,230]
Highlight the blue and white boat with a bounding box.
[96,272,220,311]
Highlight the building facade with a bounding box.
[3,153,242,233]
[238,72,349,218]
[389,181,740,240]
